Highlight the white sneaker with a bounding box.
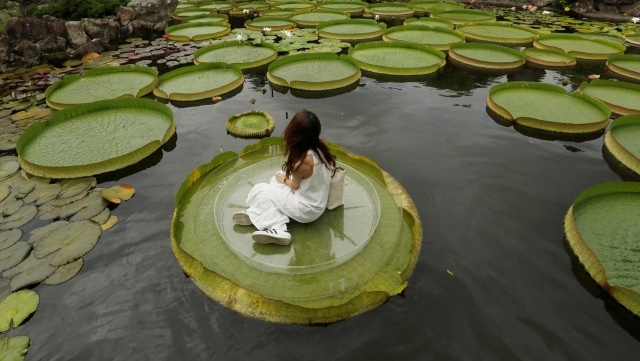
[252,229,291,245]
[232,211,252,226]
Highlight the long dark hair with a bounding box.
[282,109,336,177]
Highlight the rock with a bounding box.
[622,1,640,15]
[530,0,550,6]
[125,19,162,40]
[77,39,105,56]
[83,19,104,39]
[127,0,178,23]
[117,6,136,26]
[13,40,40,59]
[43,49,78,66]
[37,36,67,53]
[65,21,89,49]
[43,16,65,36]
[0,32,10,71]
[5,17,50,42]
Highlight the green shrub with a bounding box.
[26,0,129,20]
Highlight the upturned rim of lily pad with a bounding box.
[244,16,297,31]
[165,22,231,41]
[403,16,454,29]
[317,1,367,16]
[226,110,276,138]
[578,79,640,116]
[153,63,244,101]
[448,42,525,71]
[194,41,278,70]
[533,33,626,61]
[347,41,446,76]
[522,47,576,69]
[289,9,351,27]
[430,8,497,25]
[267,52,361,91]
[456,22,539,47]
[606,54,640,83]
[603,114,640,176]
[383,25,465,51]
[170,137,422,324]
[317,19,387,42]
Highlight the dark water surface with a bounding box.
[13,63,640,360]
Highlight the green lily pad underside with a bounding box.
[348,41,445,75]
[488,82,610,133]
[523,48,576,67]
[457,23,538,45]
[534,34,626,59]
[16,98,175,178]
[580,79,640,115]
[194,41,277,69]
[566,182,640,315]
[171,138,422,324]
[267,53,360,91]
[383,26,464,49]
[154,63,244,101]
[45,66,158,109]
[605,115,640,174]
[607,54,640,82]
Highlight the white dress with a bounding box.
[245,149,332,231]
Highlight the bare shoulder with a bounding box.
[294,154,314,178]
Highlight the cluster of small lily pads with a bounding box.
[0,156,134,359]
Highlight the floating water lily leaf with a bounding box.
[409,0,463,16]
[0,242,30,273]
[606,54,640,83]
[317,19,387,42]
[245,17,296,31]
[197,2,234,13]
[404,16,454,29]
[59,191,108,221]
[317,1,366,16]
[487,81,611,134]
[578,79,640,116]
[267,52,361,91]
[99,184,135,204]
[533,33,626,61]
[226,110,275,138]
[259,9,296,17]
[523,48,576,69]
[171,137,422,324]
[624,33,640,46]
[194,41,277,70]
[564,182,640,316]
[183,14,229,24]
[0,289,38,331]
[0,159,19,180]
[42,258,84,286]
[0,187,8,203]
[273,1,317,12]
[383,25,464,51]
[457,22,539,46]
[36,202,60,221]
[23,183,61,205]
[430,8,496,25]
[91,208,111,225]
[153,63,244,101]
[33,220,101,267]
[448,42,525,72]
[17,98,176,179]
[172,9,214,21]
[44,65,159,110]
[0,230,21,251]
[604,115,640,176]
[0,206,37,231]
[27,221,68,246]
[57,177,96,198]
[100,215,119,231]
[348,41,445,76]
[1,198,23,218]
[0,335,29,361]
[365,2,415,20]
[165,22,231,41]
[290,10,351,28]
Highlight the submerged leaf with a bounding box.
[0,289,39,332]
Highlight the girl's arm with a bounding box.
[276,154,313,190]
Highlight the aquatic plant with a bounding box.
[226,110,275,138]
[604,114,640,176]
[267,52,361,91]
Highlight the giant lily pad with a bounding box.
[172,9,214,21]
[196,2,234,13]
[226,110,275,138]
[564,182,640,316]
[16,98,176,179]
[409,0,464,16]
[317,1,366,16]
[245,17,296,31]
[448,43,525,72]
[578,79,640,116]
[430,8,496,25]
[0,289,38,331]
[32,219,101,267]
[272,1,317,12]
[383,25,464,51]
[404,16,454,29]
[267,52,361,91]
[0,335,29,361]
[365,2,415,20]
[606,54,640,83]
[44,65,158,110]
[604,115,640,176]
[457,22,539,47]
[533,33,626,62]
[171,137,422,324]
[165,22,231,41]
[317,19,387,43]
[195,41,277,70]
[487,82,611,134]
[153,63,244,101]
[183,14,229,23]
[348,41,445,76]
[290,10,351,28]
[522,48,576,69]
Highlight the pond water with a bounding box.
[7,20,640,361]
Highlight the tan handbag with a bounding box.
[327,167,345,210]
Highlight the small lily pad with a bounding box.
[0,289,39,332]
[99,184,135,204]
[0,229,22,251]
[7,253,57,291]
[0,206,37,231]
[43,258,84,286]
[91,208,111,225]
[0,159,19,180]
[101,215,119,231]
[23,183,61,205]
[59,191,108,221]
[0,335,30,361]
[27,221,69,246]
[0,242,30,273]
[32,220,101,267]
